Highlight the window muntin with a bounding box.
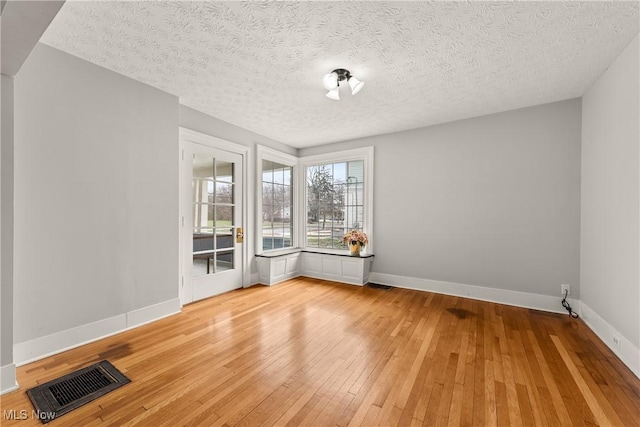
[305,160,364,249]
[261,159,293,251]
[192,156,235,276]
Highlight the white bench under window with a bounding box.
[256,249,374,286]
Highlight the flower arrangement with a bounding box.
[343,229,368,247]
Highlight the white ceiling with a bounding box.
[40,1,639,148]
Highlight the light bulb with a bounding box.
[322,72,339,90]
[326,88,340,100]
[348,76,364,95]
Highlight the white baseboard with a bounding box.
[368,272,573,314]
[579,301,640,379]
[14,298,181,367]
[1,364,18,395]
[127,299,181,329]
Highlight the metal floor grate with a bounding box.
[27,360,130,424]
[366,282,394,291]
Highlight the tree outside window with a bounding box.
[306,161,364,249]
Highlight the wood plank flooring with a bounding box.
[2,277,639,426]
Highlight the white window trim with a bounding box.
[298,147,374,254]
[256,145,299,255]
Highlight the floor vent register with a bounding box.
[26,360,130,424]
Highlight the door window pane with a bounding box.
[193,257,210,278]
[215,205,233,225]
[215,250,234,272]
[215,228,234,249]
[215,160,233,183]
[193,154,214,179]
[215,182,233,204]
[193,154,236,276]
[193,229,214,252]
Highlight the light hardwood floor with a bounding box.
[2,277,639,426]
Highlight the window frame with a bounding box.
[256,145,298,254]
[298,147,374,254]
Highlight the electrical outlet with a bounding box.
[613,334,622,349]
[561,284,570,296]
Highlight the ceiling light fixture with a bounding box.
[322,68,364,100]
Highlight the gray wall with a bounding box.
[13,44,179,343]
[1,1,62,390]
[179,105,296,157]
[581,35,639,348]
[300,99,582,297]
[1,74,14,370]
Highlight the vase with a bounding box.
[349,241,361,257]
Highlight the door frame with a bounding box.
[179,127,250,306]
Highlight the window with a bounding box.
[306,161,364,249]
[257,146,372,254]
[262,160,293,251]
[302,147,373,251]
[257,146,297,253]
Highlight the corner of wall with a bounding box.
[580,33,639,379]
[580,301,640,379]
[0,364,18,395]
[1,73,16,395]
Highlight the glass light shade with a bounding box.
[326,88,340,100]
[349,76,364,95]
[322,72,339,90]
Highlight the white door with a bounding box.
[181,141,244,304]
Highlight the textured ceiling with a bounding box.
[40,1,639,148]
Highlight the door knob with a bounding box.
[236,227,244,243]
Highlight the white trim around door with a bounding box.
[179,128,250,306]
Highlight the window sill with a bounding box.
[255,248,302,258]
[302,248,374,258]
[255,248,374,259]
